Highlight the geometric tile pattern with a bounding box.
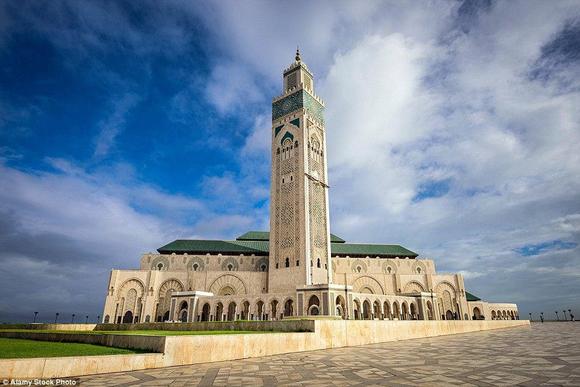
[79,322,580,386]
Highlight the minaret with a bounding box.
[268,49,332,294]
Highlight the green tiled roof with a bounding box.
[466,291,481,302]
[236,231,345,243]
[330,243,417,257]
[157,240,268,255]
[158,233,417,258]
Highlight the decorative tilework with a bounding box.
[281,131,294,145]
[272,90,324,123]
[289,118,300,127]
[274,125,284,137]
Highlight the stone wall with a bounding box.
[0,319,529,379]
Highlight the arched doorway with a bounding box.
[284,299,294,317]
[363,300,372,320]
[270,300,279,320]
[122,311,133,323]
[104,315,110,323]
[215,302,224,321]
[241,301,250,320]
[227,302,236,321]
[445,310,454,320]
[491,310,497,320]
[201,303,210,321]
[353,300,361,320]
[256,300,264,320]
[392,302,400,320]
[335,295,346,319]
[373,301,381,319]
[179,301,188,322]
[308,295,320,316]
[162,311,169,322]
[384,301,391,320]
[410,303,417,320]
[402,302,409,320]
[473,307,482,320]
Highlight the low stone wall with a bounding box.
[160,319,530,366]
[95,319,315,332]
[0,319,529,379]
[1,353,164,379]
[0,331,166,352]
[0,323,97,331]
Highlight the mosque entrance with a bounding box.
[122,311,133,323]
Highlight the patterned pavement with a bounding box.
[79,322,580,386]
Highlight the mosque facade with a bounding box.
[101,52,518,324]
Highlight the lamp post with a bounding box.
[563,310,568,320]
[555,311,559,321]
[71,314,75,324]
[85,315,89,324]
[33,312,38,323]
[540,312,544,323]
[568,309,572,321]
[529,312,532,322]
[54,312,59,323]
[97,315,100,323]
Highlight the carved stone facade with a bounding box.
[102,51,518,324]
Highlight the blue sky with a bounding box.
[1,0,579,322]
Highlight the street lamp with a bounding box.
[540,312,544,323]
[555,311,559,321]
[33,312,38,323]
[85,315,89,324]
[97,315,100,323]
[568,309,572,321]
[54,312,59,323]
[71,314,75,324]
[529,312,532,322]
[563,310,568,320]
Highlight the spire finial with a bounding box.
[295,46,301,62]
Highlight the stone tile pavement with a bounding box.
[79,322,580,386]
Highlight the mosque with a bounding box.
[101,51,519,325]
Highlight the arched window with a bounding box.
[296,260,300,266]
[285,257,290,268]
[416,267,422,274]
[260,264,267,272]
[157,263,163,270]
[317,258,321,268]
[192,263,199,271]
[227,264,233,271]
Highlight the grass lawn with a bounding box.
[0,337,146,359]
[0,329,282,336]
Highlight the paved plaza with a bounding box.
[80,322,580,386]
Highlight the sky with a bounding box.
[0,0,579,323]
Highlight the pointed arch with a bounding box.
[352,276,385,295]
[209,274,247,296]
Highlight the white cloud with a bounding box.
[93,93,140,158]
